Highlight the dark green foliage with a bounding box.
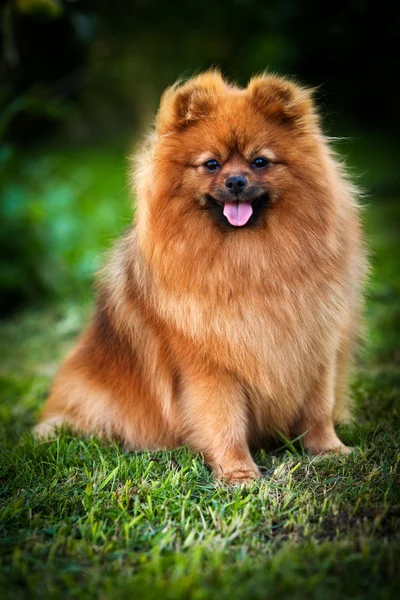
[2,0,399,140]
[0,143,131,314]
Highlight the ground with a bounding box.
[0,144,399,599]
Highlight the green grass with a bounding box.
[1,146,400,599]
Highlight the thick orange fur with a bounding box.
[36,71,367,483]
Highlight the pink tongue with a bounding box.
[223,202,253,227]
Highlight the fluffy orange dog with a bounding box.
[36,71,367,483]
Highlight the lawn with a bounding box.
[0,143,399,599]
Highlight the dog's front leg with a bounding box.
[296,358,352,456]
[180,370,260,484]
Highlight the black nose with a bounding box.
[225,175,247,195]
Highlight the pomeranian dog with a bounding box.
[36,71,367,483]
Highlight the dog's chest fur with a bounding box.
[158,275,344,404]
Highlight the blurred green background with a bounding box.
[0,0,399,315]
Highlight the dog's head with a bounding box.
[141,71,325,233]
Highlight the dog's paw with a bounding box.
[312,444,356,458]
[219,468,260,485]
[32,416,67,439]
[332,444,354,455]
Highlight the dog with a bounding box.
[36,71,367,483]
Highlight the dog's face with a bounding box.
[141,71,328,238]
[185,145,274,228]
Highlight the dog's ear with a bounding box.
[156,71,227,135]
[248,74,316,125]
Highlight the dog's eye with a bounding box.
[204,159,220,172]
[252,157,270,169]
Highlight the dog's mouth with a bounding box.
[204,193,270,229]
[222,201,253,227]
